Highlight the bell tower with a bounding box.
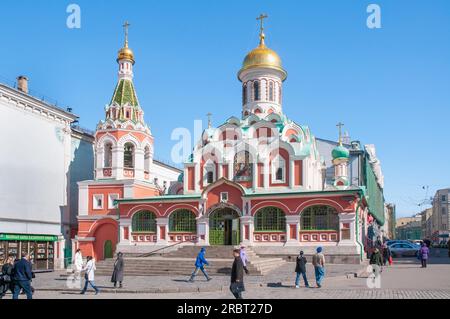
[94,22,154,182]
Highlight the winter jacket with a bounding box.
[295,256,307,273]
[370,252,383,266]
[1,263,14,282]
[382,247,391,259]
[12,258,33,281]
[231,257,244,284]
[419,246,429,260]
[195,250,209,268]
[83,259,96,281]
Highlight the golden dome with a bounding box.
[117,46,135,64]
[238,33,287,80]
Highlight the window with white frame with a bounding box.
[93,194,104,210]
[108,194,119,209]
[220,192,229,202]
[271,155,286,183]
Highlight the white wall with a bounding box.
[0,96,72,236]
[150,161,181,192]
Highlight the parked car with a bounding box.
[389,242,420,257]
[386,240,410,247]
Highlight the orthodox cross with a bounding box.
[336,122,344,145]
[123,21,130,47]
[207,112,212,128]
[256,14,268,34]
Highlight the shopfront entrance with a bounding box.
[209,208,240,246]
[0,234,57,271]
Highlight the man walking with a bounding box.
[189,248,212,282]
[312,247,325,288]
[12,253,33,299]
[294,250,309,288]
[80,256,100,295]
[230,249,245,299]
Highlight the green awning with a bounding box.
[0,233,59,242]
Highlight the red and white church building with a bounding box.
[75,21,373,264]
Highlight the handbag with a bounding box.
[388,256,393,266]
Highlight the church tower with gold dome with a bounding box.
[238,14,287,118]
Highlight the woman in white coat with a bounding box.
[73,249,83,281]
[80,256,100,295]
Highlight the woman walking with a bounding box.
[294,251,309,288]
[419,243,430,268]
[80,256,100,295]
[382,244,391,266]
[111,252,124,288]
[0,256,14,299]
[312,247,325,288]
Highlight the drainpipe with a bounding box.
[355,194,364,262]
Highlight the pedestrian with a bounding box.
[111,252,124,288]
[80,256,100,295]
[0,255,15,299]
[73,248,83,282]
[12,253,33,300]
[230,249,245,299]
[188,248,212,282]
[312,247,325,288]
[240,246,249,275]
[419,243,430,268]
[294,250,309,288]
[382,244,391,266]
[447,239,450,258]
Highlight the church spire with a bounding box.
[256,14,268,47]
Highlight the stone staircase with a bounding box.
[95,246,286,277]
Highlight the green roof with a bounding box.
[110,79,139,108]
[332,145,350,160]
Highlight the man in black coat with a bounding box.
[295,251,309,288]
[111,252,124,288]
[12,253,33,299]
[230,249,245,299]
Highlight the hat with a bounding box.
[316,247,323,253]
[299,251,304,255]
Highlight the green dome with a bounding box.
[177,173,184,183]
[332,145,350,160]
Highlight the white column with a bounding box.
[156,218,169,245]
[240,216,254,246]
[195,163,200,192]
[285,215,300,246]
[134,148,145,180]
[218,163,223,179]
[118,219,131,245]
[113,146,124,179]
[196,217,209,246]
[252,163,258,190]
[289,159,295,189]
[96,147,104,178]
[263,161,270,189]
[228,162,234,181]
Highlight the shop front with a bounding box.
[0,233,58,271]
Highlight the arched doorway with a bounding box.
[209,208,240,246]
[104,240,113,259]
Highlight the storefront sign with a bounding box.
[0,234,58,242]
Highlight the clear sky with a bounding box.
[2,0,449,218]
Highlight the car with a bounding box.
[389,242,420,258]
[386,240,410,247]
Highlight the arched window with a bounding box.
[242,84,247,105]
[254,207,286,232]
[104,143,112,168]
[269,81,274,101]
[132,211,156,232]
[144,145,151,173]
[301,206,339,231]
[169,209,196,232]
[124,143,135,168]
[234,151,253,181]
[253,81,260,101]
[203,161,215,185]
[271,155,286,183]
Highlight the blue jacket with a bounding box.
[195,249,209,268]
[13,258,33,281]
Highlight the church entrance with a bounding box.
[209,208,240,246]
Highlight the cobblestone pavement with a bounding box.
[6,255,450,299]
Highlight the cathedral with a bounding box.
[75,17,386,264]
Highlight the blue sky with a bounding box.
[2,0,449,218]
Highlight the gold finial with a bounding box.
[336,122,344,146]
[123,21,130,48]
[256,14,268,46]
[207,113,212,129]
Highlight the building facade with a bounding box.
[431,188,450,245]
[421,208,433,240]
[395,214,422,240]
[0,79,90,270]
[74,20,390,264]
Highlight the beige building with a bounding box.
[431,188,450,245]
[421,208,433,239]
